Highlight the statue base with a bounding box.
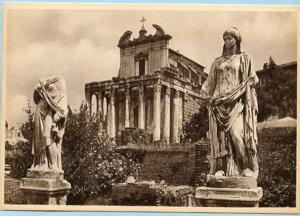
[206,175,257,189]
[20,169,71,205]
[195,186,263,207]
[194,175,263,207]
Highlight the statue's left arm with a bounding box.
[246,54,259,87]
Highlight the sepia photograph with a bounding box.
[1,3,299,212]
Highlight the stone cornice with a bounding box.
[118,24,172,49]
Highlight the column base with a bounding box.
[20,169,71,205]
[195,186,263,207]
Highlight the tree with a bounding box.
[9,101,34,178]
[256,57,297,122]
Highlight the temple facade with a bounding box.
[85,24,207,145]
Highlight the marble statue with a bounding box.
[31,76,68,172]
[200,27,259,178]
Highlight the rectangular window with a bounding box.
[139,59,145,76]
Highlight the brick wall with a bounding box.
[194,142,210,186]
[183,94,201,125]
[137,147,196,186]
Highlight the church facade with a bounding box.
[85,24,207,145]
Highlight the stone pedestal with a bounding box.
[20,170,71,205]
[195,175,263,207]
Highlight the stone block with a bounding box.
[195,186,263,207]
[112,182,194,206]
[20,170,71,205]
[207,175,257,189]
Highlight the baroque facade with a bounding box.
[85,24,207,145]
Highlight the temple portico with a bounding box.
[85,23,207,145]
[85,71,192,144]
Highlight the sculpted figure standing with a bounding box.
[31,76,68,172]
[200,27,259,178]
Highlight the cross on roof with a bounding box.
[140,16,146,28]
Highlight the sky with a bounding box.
[4,6,298,126]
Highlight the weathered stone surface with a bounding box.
[5,176,26,204]
[207,175,257,189]
[20,177,71,205]
[195,186,263,207]
[194,142,210,186]
[112,182,194,206]
[26,169,64,180]
[120,128,147,146]
[183,94,201,126]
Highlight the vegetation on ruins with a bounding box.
[183,104,209,143]
[9,102,141,204]
[256,57,297,122]
[257,128,296,207]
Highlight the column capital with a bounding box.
[154,83,161,93]
[96,90,103,99]
[106,89,115,100]
[165,86,171,96]
[174,89,180,98]
[139,85,144,93]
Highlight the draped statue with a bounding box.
[200,27,259,178]
[31,76,68,172]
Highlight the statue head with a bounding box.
[222,27,242,56]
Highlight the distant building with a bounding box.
[85,24,207,145]
[5,121,25,145]
[256,61,297,87]
[256,60,297,121]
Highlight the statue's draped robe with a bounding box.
[201,53,259,176]
[32,76,68,170]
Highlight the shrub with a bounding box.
[9,102,34,179]
[9,102,141,205]
[63,104,141,204]
[257,128,296,207]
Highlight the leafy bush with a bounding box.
[257,128,296,207]
[9,102,34,179]
[63,104,141,204]
[183,104,208,143]
[9,102,141,205]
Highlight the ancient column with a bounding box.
[97,91,103,116]
[163,86,170,144]
[85,90,92,116]
[172,90,180,144]
[125,86,130,128]
[110,89,116,138]
[106,95,111,135]
[138,85,145,130]
[153,83,161,142]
